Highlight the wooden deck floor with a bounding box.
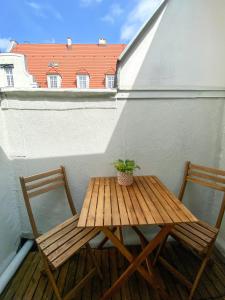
[1,242,225,300]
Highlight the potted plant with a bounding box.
[113,159,140,186]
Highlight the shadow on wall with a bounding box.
[6,98,223,245]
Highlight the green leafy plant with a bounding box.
[113,159,140,174]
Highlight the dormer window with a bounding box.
[105,75,115,89]
[47,74,61,88]
[77,74,89,89]
[4,66,14,87]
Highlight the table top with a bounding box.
[78,176,198,228]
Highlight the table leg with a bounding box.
[132,226,166,291]
[100,225,173,300]
[115,227,124,243]
[132,226,153,273]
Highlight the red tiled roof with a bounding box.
[11,43,126,88]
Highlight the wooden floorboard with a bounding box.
[0,242,225,300]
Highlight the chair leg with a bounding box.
[42,256,62,300]
[188,255,210,300]
[86,244,103,280]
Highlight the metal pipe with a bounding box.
[0,240,34,294]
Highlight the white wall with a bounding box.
[217,103,225,253]
[1,91,224,247]
[0,53,36,88]
[118,0,225,90]
[0,109,21,275]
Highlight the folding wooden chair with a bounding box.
[20,166,103,300]
[154,161,225,300]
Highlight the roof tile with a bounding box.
[12,44,126,88]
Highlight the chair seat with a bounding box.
[36,214,100,269]
[171,220,219,254]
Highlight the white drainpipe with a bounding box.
[0,240,34,294]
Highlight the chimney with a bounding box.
[98,38,107,46]
[8,40,18,52]
[67,37,72,48]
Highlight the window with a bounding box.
[105,75,115,89]
[5,67,14,87]
[47,75,61,88]
[77,75,89,89]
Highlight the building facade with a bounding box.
[0,39,125,89]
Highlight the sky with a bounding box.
[0,0,162,52]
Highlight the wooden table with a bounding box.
[78,176,198,299]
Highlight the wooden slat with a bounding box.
[135,177,163,224]
[190,163,225,177]
[190,222,217,239]
[153,176,197,222]
[186,176,225,192]
[26,175,64,191]
[86,178,99,227]
[36,215,79,244]
[13,253,40,299]
[64,268,96,300]
[62,253,79,297]
[189,171,225,185]
[47,228,94,262]
[32,268,48,300]
[78,178,94,227]
[95,177,105,226]
[171,229,204,252]
[198,220,219,234]
[132,178,155,224]
[41,268,60,300]
[111,178,121,226]
[178,223,213,243]
[78,176,197,228]
[146,176,190,223]
[51,228,99,268]
[39,221,79,250]
[104,178,112,226]
[109,248,121,300]
[55,260,70,298]
[121,185,139,225]
[114,178,130,225]
[174,225,209,247]
[3,252,36,300]
[2,245,225,300]
[138,176,173,223]
[127,185,147,224]
[24,168,62,183]
[101,248,111,296]
[159,256,192,289]
[28,181,65,198]
[42,228,84,256]
[71,250,86,300]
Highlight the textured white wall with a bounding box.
[0,53,35,88]
[118,0,225,90]
[217,102,225,253]
[0,110,21,275]
[1,94,224,247]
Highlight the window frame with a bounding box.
[76,74,89,89]
[5,66,14,87]
[47,74,61,88]
[105,74,115,89]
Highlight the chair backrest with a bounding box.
[179,161,225,229]
[20,166,77,238]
